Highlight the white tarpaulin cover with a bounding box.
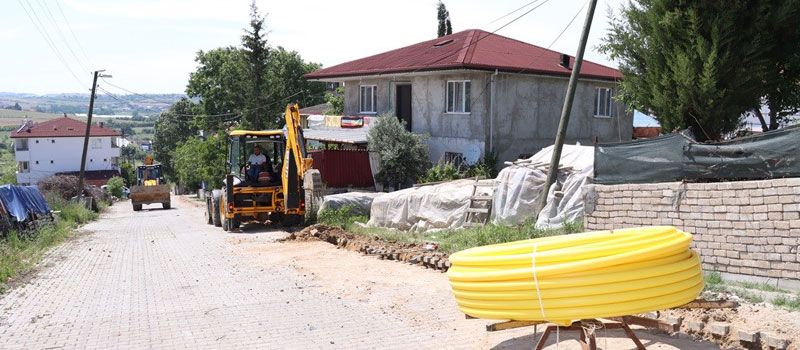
[319,191,385,215]
[364,144,593,232]
[367,179,493,232]
[492,144,594,229]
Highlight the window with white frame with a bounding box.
[18,161,29,173]
[446,81,471,113]
[15,139,28,151]
[360,85,377,113]
[594,87,613,117]
[91,138,102,149]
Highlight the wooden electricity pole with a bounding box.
[538,0,599,213]
[77,70,110,198]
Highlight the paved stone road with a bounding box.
[0,196,719,349]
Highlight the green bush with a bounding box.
[45,193,98,225]
[317,205,368,229]
[417,152,499,184]
[367,113,430,189]
[106,176,125,198]
[418,161,461,183]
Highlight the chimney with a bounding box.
[63,113,67,118]
[560,54,570,69]
[99,122,104,128]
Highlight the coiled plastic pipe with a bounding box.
[446,226,703,326]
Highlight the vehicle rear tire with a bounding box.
[205,199,213,225]
[222,217,230,232]
[133,204,142,211]
[230,218,240,230]
[212,195,222,227]
[162,202,171,210]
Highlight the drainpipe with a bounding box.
[489,69,498,152]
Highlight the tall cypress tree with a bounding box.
[437,1,453,37]
[242,0,270,130]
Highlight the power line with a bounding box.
[17,0,87,89]
[546,0,589,49]
[53,0,94,68]
[468,0,590,111]
[484,0,544,27]
[36,0,91,73]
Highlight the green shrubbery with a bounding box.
[367,114,429,189]
[106,176,125,198]
[317,205,368,230]
[0,194,98,293]
[418,152,498,184]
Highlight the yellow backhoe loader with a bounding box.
[130,157,171,211]
[205,104,322,231]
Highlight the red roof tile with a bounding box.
[10,116,121,138]
[305,29,622,81]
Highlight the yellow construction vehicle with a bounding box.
[205,104,322,231]
[129,157,171,211]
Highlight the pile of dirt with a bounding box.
[285,224,451,271]
[661,291,800,350]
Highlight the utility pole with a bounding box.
[538,0,599,213]
[77,70,111,198]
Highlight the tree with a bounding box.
[152,98,199,181]
[171,133,227,191]
[266,47,327,125]
[600,1,800,141]
[324,87,344,116]
[12,102,22,111]
[437,1,453,37]
[367,113,429,189]
[186,47,249,132]
[242,0,270,130]
[118,162,136,187]
[751,1,800,131]
[106,176,124,198]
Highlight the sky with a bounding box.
[1,0,626,95]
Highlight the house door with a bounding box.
[396,85,412,131]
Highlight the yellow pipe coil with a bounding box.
[446,226,704,326]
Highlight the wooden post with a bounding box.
[538,0,599,213]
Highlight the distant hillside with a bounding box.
[0,92,186,118]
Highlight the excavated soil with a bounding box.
[284,224,451,271]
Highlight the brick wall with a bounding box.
[583,178,800,290]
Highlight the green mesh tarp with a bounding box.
[594,125,800,185]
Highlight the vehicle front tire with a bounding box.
[133,204,142,211]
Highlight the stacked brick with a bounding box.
[583,177,800,289]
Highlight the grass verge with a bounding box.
[0,199,99,293]
[316,205,584,254]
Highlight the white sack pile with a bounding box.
[492,144,594,229]
[367,178,493,232]
[318,191,386,215]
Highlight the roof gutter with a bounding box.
[305,68,622,84]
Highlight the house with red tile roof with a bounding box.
[305,29,633,165]
[10,116,122,185]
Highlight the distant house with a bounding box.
[135,140,151,151]
[305,29,633,165]
[10,116,122,186]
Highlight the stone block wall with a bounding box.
[583,178,800,290]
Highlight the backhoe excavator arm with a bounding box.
[282,104,313,210]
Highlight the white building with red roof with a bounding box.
[10,116,122,185]
[305,29,633,166]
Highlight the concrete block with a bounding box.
[737,330,759,343]
[686,320,704,333]
[710,323,729,336]
[763,333,789,350]
[644,311,658,320]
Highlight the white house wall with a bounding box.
[14,136,120,185]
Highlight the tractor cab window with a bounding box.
[230,134,285,183]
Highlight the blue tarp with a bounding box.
[0,185,51,222]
